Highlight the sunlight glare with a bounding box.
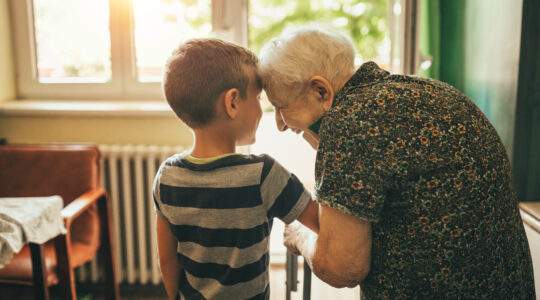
[132,0,212,82]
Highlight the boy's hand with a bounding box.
[283,222,303,256]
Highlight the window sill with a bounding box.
[0,100,176,118]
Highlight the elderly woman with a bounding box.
[258,28,535,299]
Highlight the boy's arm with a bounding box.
[296,200,319,233]
[156,214,181,300]
[262,156,319,233]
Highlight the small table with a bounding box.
[0,196,66,300]
[520,202,540,233]
[519,202,540,295]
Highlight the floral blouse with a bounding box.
[314,62,535,299]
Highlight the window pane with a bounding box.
[389,0,403,73]
[132,0,213,82]
[33,0,111,83]
[249,0,390,68]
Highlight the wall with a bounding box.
[0,0,15,102]
[0,114,193,146]
[0,0,193,147]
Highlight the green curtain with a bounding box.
[513,0,540,202]
[417,0,522,161]
[418,0,466,90]
[417,0,439,79]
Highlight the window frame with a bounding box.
[10,0,416,101]
[9,0,248,100]
[388,0,420,75]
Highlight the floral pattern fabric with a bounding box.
[315,62,535,299]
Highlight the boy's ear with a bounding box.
[223,88,240,119]
[309,76,335,111]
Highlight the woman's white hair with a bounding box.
[259,26,356,101]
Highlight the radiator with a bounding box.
[76,144,184,285]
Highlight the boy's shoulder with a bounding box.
[155,152,289,189]
[159,152,280,171]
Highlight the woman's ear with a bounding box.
[309,76,335,111]
[223,88,240,119]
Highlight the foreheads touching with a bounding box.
[162,39,259,129]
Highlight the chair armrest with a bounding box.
[61,188,108,229]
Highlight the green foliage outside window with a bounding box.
[249,0,388,59]
[161,0,389,60]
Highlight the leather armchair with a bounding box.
[0,144,119,299]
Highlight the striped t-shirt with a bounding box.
[153,153,311,300]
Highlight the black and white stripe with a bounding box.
[153,153,310,300]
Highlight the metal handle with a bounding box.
[303,260,311,300]
[285,251,298,300]
[286,253,313,300]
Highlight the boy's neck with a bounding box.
[190,125,237,158]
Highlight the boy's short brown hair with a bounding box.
[162,39,259,128]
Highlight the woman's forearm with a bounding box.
[299,231,363,288]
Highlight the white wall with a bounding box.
[0,0,15,102]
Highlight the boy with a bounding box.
[154,39,319,300]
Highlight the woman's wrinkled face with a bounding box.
[268,92,325,134]
[265,75,336,134]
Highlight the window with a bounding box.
[10,0,417,100]
[131,0,213,83]
[249,0,390,67]
[32,0,112,83]
[10,0,247,100]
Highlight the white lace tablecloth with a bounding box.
[0,196,67,268]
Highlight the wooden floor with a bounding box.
[0,266,360,300]
[0,282,168,300]
[269,265,361,300]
